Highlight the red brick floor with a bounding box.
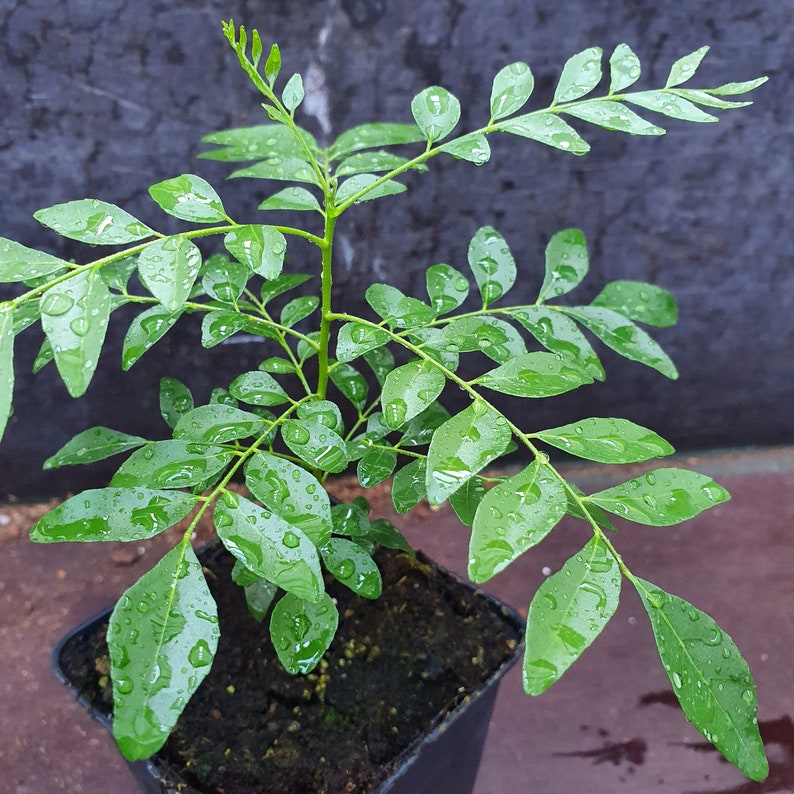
[1,447,792,793]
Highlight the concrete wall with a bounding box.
[1,0,790,497]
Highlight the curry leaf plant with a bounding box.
[0,22,769,780]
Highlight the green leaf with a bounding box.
[335,150,422,177]
[554,47,602,104]
[363,346,395,386]
[382,359,445,429]
[122,306,181,370]
[469,461,566,582]
[200,311,258,348]
[260,273,312,304]
[368,517,412,552]
[229,370,290,406]
[43,427,145,469]
[425,263,469,314]
[200,254,250,305]
[224,225,286,279]
[329,362,368,409]
[11,299,40,335]
[173,404,265,444]
[490,61,534,120]
[565,484,616,532]
[40,269,112,397]
[34,199,155,244]
[538,228,588,302]
[523,535,621,694]
[671,90,752,110]
[474,351,593,397]
[634,579,768,781]
[365,284,435,328]
[448,476,487,527]
[709,77,768,96]
[625,91,718,122]
[438,316,526,364]
[320,537,382,598]
[562,102,665,135]
[32,337,53,373]
[243,578,278,622]
[329,123,425,159]
[666,46,709,88]
[425,401,511,505]
[331,501,372,543]
[282,72,304,112]
[500,113,590,155]
[148,174,227,223]
[467,226,516,306]
[215,492,323,602]
[411,86,461,143]
[357,447,397,488]
[391,458,427,513]
[0,238,70,283]
[200,124,314,162]
[281,419,349,473]
[264,43,281,85]
[31,487,198,542]
[439,133,491,165]
[137,237,201,313]
[111,440,233,489]
[336,322,390,363]
[510,307,604,380]
[99,257,137,292]
[0,306,13,439]
[159,377,193,429]
[534,417,674,463]
[397,401,450,447]
[280,295,318,327]
[609,43,641,93]
[587,467,730,526]
[408,327,460,370]
[298,400,343,434]
[108,544,219,761]
[245,452,332,547]
[564,306,678,379]
[259,187,321,212]
[591,280,678,327]
[270,592,338,674]
[230,158,319,185]
[336,174,406,205]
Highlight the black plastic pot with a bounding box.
[54,547,524,794]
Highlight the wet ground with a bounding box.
[1,446,792,793]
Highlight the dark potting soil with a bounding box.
[57,545,521,793]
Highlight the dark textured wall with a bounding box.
[1,0,791,497]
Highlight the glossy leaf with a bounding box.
[425,263,469,314]
[408,327,460,371]
[382,359,445,429]
[281,419,349,473]
[11,299,40,335]
[282,73,304,112]
[397,401,450,447]
[200,124,314,162]
[448,476,487,527]
[554,47,603,103]
[259,187,321,212]
[329,123,424,159]
[229,370,290,406]
[510,307,604,380]
[215,492,323,602]
[260,273,312,305]
[108,544,219,761]
[335,150,420,177]
[270,592,338,674]
[563,102,665,135]
[365,284,435,329]
[173,404,265,444]
[264,43,281,85]
[0,238,70,283]
[587,467,730,526]
[490,61,534,120]
[564,306,678,378]
[336,174,406,205]
[298,400,343,434]
[357,447,397,488]
[159,377,193,429]
[31,487,198,542]
[709,77,768,96]
[40,269,112,397]
[439,133,491,165]
[425,401,511,505]
[537,228,588,302]
[475,351,593,397]
[625,91,718,123]
[363,346,395,386]
[564,484,616,533]
[391,458,427,513]
[260,357,296,375]
[411,86,460,143]
[534,418,674,464]
[523,535,621,694]
[122,306,181,370]
[200,254,250,305]
[34,199,154,244]
[666,46,709,88]
[243,579,278,622]
[468,226,516,306]
[280,295,319,327]
[245,452,332,547]
[111,440,233,489]
[590,280,678,327]
[672,89,753,110]
[336,322,390,363]
[469,461,566,582]
[230,158,319,185]
[500,113,590,155]
[0,306,12,439]
[634,579,768,781]
[438,316,526,364]
[224,225,286,279]
[32,337,53,373]
[148,174,227,223]
[329,363,368,409]
[137,236,201,313]
[321,537,382,598]
[369,517,412,552]
[609,43,641,94]
[43,427,146,469]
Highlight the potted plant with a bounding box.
[0,19,770,791]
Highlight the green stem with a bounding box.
[316,211,337,399]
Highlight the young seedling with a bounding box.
[0,21,769,781]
